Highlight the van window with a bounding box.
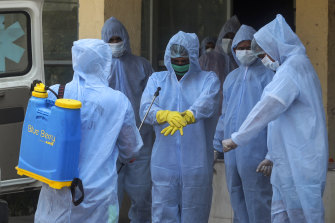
[43,1,78,86]
[0,11,32,78]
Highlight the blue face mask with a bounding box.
[171,63,190,76]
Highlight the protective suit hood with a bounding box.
[72,39,112,88]
[101,17,132,54]
[215,15,241,54]
[200,36,216,56]
[231,24,257,66]
[164,31,201,76]
[254,14,305,64]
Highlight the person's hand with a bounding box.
[256,159,273,176]
[222,139,237,152]
[180,110,195,124]
[166,111,187,128]
[156,110,187,128]
[161,125,183,136]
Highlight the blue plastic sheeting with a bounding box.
[0,16,25,72]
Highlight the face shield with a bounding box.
[170,44,190,76]
[251,38,265,57]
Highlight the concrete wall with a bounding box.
[78,0,142,56]
[209,161,233,223]
[296,0,328,106]
[78,0,105,39]
[296,0,335,158]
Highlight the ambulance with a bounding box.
[0,0,44,195]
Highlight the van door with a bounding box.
[0,0,44,194]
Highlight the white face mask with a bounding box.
[221,38,233,55]
[205,48,213,53]
[261,55,280,71]
[109,41,126,58]
[235,50,257,66]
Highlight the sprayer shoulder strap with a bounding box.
[58,84,66,99]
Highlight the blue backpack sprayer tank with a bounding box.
[16,80,84,206]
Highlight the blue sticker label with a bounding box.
[0,15,25,72]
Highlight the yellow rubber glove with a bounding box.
[156,110,187,128]
[181,110,195,124]
[161,126,184,136]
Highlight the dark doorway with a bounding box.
[142,0,230,71]
[141,0,296,70]
[233,0,295,31]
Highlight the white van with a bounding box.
[0,0,44,196]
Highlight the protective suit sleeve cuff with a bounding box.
[213,138,223,152]
[145,105,162,125]
[188,108,198,120]
[265,153,271,161]
[156,110,166,124]
[231,132,242,146]
[185,109,196,123]
[187,109,194,116]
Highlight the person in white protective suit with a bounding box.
[140,31,220,223]
[101,17,154,223]
[213,24,274,223]
[35,39,143,223]
[199,36,216,56]
[199,15,241,98]
[222,15,328,223]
